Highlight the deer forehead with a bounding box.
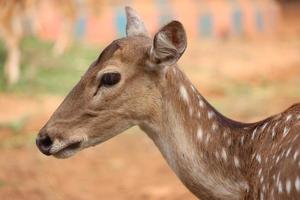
[87,37,152,78]
[110,36,151,63]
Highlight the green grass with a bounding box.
[0,37,100,95]
[0,115,28,134]
[0,131,36,149]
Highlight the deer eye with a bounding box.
[94,72,121,96]
[101,72,121,86]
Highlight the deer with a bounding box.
[36,6,300,200]
[0,0,76,85]
[0,0,24,85]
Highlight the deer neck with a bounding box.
[139,66,252,200]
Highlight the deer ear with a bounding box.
[149,21,187,68]
[125,6,148,37]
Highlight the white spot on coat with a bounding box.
[199,100,204,108]
[283,127,290,137]
[296,176,300,192]
[212,123,218,131]
[276,156,280,164]
[286,114,292,122]
[294,151,299,161]
[272,127,276,139]
[252,127,258,140]
[197,128,203,141]
[221,148,227,161]
[172,67,177,74]
[272,122,279,139]
[234,156,240,168]
[260,192,264,200]
[260,176,264,183]
[258,168,262,176]
[205,134,210,145]
[261,123,268,131]
[256,154,262,163]
[208,111,214,119]
[285,147,292,157]
[223,131,228,138]
[180,85,189,102]
[286,179,291,194]
[278,181,283,193]
[191,85,196,93]
[240,136,245,145]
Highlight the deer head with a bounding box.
[36,7,187,158]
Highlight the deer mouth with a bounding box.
[52,141,82,158]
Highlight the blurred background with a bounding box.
[0,0,300,199]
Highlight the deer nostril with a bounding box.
[36,133,53,156]
[40,135,52,147]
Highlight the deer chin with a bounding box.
[52,141,82,159]
[50,137,86,159]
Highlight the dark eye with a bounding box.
[101,72,121,86]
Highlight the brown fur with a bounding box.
[36,7,300,200]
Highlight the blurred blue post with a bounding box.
[197,0,213,38]
[75,15,87,39]
[255,7,264,32]
[116,7,127,37]
[74,0,86,39]
[156,0,173,26]
[115,0,132,37]
[230,0,243,35]
[199,13,213,37]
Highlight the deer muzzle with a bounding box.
[36,127,85,158]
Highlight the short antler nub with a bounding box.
[125,6,148,37]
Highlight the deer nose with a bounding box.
[36,131,53,156]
